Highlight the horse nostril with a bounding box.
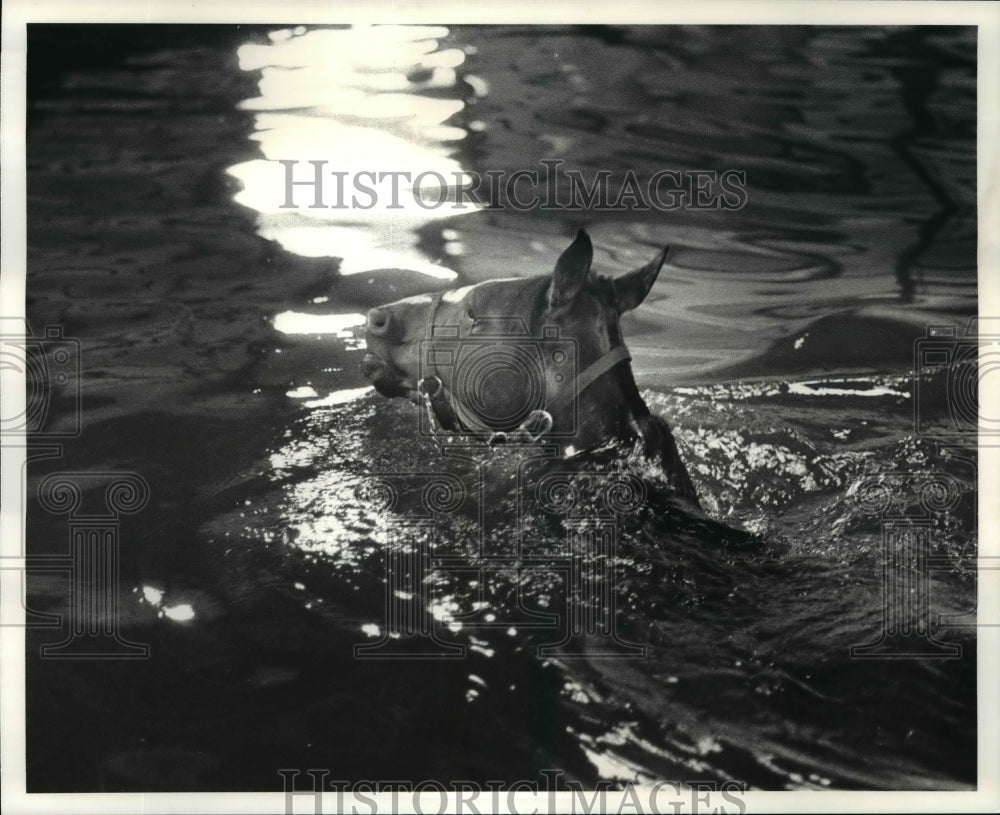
[367,307,391,336]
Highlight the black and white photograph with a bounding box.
[1,1,998,813]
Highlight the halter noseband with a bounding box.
[417,291,633,444]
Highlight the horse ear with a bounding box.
[614,245,669,312]
[548,229,593,308]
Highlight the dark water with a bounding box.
[25,24,976,792]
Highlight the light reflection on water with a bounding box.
[227,25,480,278]
[272,310,366,339]
[135,584,198,623]
[213,26,978,788]
[227,25,975,384]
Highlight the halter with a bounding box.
[417,291,633,444]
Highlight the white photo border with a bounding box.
[2,1,998,813]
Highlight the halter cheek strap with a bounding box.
[418,292,632,442]
[544,344,631,418]
[420,292,460,431]
[417,374,459,432]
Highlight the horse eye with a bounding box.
[466,306,476,320]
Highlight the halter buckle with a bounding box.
[418,376,442,399]
[520,409,553,442]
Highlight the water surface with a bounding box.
[24,23,976,792]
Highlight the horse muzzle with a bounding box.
[362,352,419,401]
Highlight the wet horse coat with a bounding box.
[363,229,701,508]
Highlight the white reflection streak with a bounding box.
[302,386,373,408]
[787,380,910,398]
[162,604,196,623]
[227,25,478,277]
[137,584,197,623]
[272,310,365,336]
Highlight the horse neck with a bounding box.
[566,360,649,450]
